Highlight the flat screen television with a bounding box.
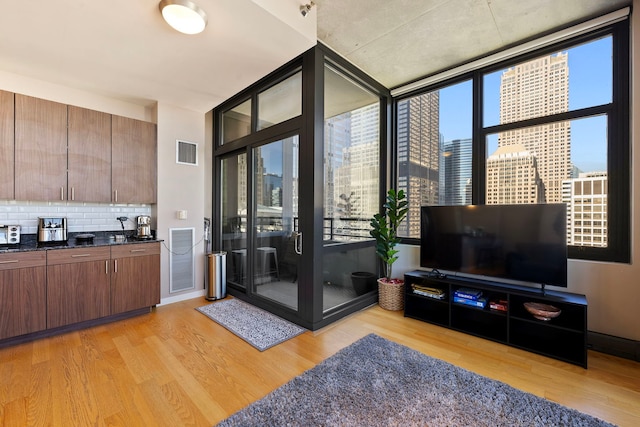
[420,204,567,289]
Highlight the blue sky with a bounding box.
[439,36,612,173]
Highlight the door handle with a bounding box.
[293,231,302,255]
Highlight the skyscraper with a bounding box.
[397,92,440,237]
[562,172,608,247]
[440,138,473,205]
[489,52,571,204]
[327,103,380,240]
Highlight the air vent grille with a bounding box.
[169,227,195,293]
[176,140,198,165]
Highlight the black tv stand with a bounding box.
[404,270,588,367]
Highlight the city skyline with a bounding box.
[439,36,611,174]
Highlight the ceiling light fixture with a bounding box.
[159,0,208,35]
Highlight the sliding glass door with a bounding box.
[252,136,300,309]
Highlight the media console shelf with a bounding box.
[404,270,588,368]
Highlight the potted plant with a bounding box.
[370,189,408,310]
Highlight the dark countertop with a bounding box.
[0,232,163,254]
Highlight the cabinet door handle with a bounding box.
[130,249,147,253]
[60,187,64,201]
[114,190,118,202]
[105,260,109,274]
[114,259,118,273]
[0,260,19,264]
[71,254,91,258]
[71,187,75,201]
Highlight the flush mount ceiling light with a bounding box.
[159,0,208,35]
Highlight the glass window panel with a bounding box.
[257,71,302,131]
[323,62,381,312]
[323,64,379,243]
[221,153,248,288]
[322,245,377,313]
[485,115,608,248]
[222,99,251,144]
[483,36,612,127]
[397,80,472,238]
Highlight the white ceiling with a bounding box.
[0,0,630,114]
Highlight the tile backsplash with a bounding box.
[0,200,151,234]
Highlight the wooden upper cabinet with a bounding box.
[112,115,157,204]
[0,90,14,200]
[68,106,112,202]
[15,94,68,202]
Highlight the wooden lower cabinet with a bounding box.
[0,251,47,340]
[0,243,160,343]
[111,243,161,314]
[46,247,111,329]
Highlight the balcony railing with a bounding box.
[226,216,372,241]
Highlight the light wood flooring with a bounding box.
[1,297,639,426]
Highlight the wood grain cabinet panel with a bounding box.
[46,248,111,329]
[111,115,157,204]
[0,251,47,340]
[0,90,14,200]
[68,106,112,202]
[15,94,68,202]
[111,243,161,314]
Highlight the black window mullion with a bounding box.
[473,71,485,205]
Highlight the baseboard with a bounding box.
[159,289,206,306]
[588,331,640,362]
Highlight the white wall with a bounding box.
[156,103,207,300]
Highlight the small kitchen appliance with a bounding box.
[136,215,152,239]
[38,217,68,243]
[0,225,21,245]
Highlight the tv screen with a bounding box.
[420,204,567,287]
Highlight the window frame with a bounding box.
[394,20,630,263]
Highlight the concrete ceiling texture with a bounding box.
[0,0,631,114]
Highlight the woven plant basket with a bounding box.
[377,278,405,311]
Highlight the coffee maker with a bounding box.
[136,215,152,239]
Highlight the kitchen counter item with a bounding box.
[38,217,67,243]
[0,225,20,245]
[75,233,95,242]
[136,215,152,239]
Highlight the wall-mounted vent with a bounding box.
[169,227,195,293]
[176,140,198,166]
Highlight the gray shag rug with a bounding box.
[196,298,306,351]
[216,334,614,427]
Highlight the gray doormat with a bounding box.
[196,298,306,351]
[216,334,614,427]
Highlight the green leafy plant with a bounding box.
[370,189,408,281]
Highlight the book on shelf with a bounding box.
[453,288,483,301]
[453,296,487,308]
[489,300,508,312]
[412,285,446,300]
[413,289,446,300]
